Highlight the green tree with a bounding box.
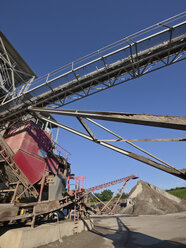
[94,193,101,199]
[100,189,113,201]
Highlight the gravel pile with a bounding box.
[111,180,186,215]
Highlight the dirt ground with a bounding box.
[39,211,186,248]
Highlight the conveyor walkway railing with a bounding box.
[0,13,185,128]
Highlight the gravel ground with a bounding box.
[39,211,186,248]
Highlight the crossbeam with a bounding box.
[0,20,185,128]
[36,114,186,180]
[30,108,186,131]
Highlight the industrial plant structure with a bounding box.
[0,12,185,228]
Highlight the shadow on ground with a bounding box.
[83,216,186,248]
[38,215,186,248]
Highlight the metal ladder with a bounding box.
[0,134,38,200]
[73,190,80,234]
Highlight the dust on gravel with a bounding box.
[101,180,186,215]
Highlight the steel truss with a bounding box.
[87,175,137,214]
[0,13,185,228]
[91,181,129,215]
[31,109,186,180]
[0,174,135,225]
[0,32,35,97]
[87,174,137,192]
[0,16,185,128]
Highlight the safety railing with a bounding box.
[0,12,185,105]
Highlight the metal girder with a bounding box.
[77,117,97,141]
[127,138,186,142]
[0,31,36,98]
[87,174,137,193]
[36,114,186,180]
[30,108,186,131]
[0,20,185,127]
[30,107,185,172]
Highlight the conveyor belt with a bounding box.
[0,21,185,128]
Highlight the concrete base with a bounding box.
[0,219,93,248]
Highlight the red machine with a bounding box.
[0,14,185,226]
[6,121,67,185]
[1,119,71,203]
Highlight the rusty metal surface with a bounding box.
[31,108,186,131]
[0,21,185,127]
[0,134,38,199]
[0,204,19,220]
[0,194,76,222]
[34,200,60,215]
[38,115,186,180]
[87,174,137,193]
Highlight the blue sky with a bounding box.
[1,1,186,192]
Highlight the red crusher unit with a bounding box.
[5,120,71,201]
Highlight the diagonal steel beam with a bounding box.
[36,114,186,180]
[30,108,186,131]
[77,117,97,141]
[128,138,186,142]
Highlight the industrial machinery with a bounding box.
[0,12,185,226]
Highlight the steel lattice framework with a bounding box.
[0,13,185,128]
[87,174,137,193]
[0,12,186,180]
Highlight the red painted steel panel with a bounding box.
[21,137,39,155]
[5,121,62,182]
[6,121,52,155]
[6,128,25,153]
[25,122,51,151]
[13,150,46,184]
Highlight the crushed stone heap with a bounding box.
[119,180,186,215]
